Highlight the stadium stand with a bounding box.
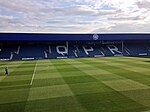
[0,33,150,60]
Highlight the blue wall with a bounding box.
[0,33,150,41]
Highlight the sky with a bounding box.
[0,0,150,33]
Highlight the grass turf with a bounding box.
[0,56,150,112]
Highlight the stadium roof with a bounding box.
[0,33,150,41]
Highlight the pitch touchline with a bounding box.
[30,61,38,85]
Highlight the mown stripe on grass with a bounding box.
[0,101,27,112]
[0,60,37,112]
[75,91,146,112]
[1,75,31,82]
[62,58,125,82]
[28,84,74,101]
[33,60,62,80]
[102,79,150,91]
[25,96,88,112]
[27,59,74,102]
[50,59,91,112]
[69,82,113,95]
[0,60,37,89]
[0,80,30,87]
[0,61,25,82]
[0,57,149,112]
[121,88,150,107]
[0,87,30,104]
[78,57,150,87]
[32,77,66,87]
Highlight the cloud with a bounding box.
[0,15,14,20]
[93,22,150,32]
[136,0,150,9]
[0,0,150,33]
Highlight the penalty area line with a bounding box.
[30,61,38,85]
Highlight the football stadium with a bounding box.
[0,33,150,112]
[1,0,150,112]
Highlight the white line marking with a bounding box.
[30,61,38,85]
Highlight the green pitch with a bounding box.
[0,56,150,112]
